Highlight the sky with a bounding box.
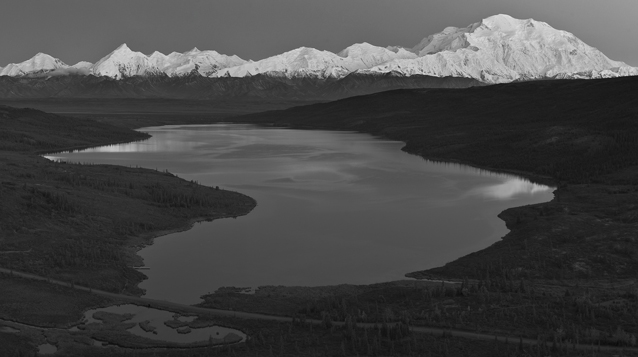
[1,0,637,66]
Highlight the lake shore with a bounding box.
[0,105,256,296]
[2,76,638,354]
[227,77,638,282]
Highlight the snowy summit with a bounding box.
[364,14,638,83]
[1,14,636,83]
[0,53,68,77]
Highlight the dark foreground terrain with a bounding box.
[0,97,312,129]
[203,76,638,350]
[0,106,259,356]
[2,77,638,356]
[0,105,256,294]
[231,76,638,281]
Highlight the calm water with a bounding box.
[49,124,553,304]
[37,344,57,355]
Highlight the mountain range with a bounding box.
[1,14,636,99]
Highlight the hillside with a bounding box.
[0,106,255,294]
[233,76,638,184]
[0,73,480,100]
[229,76,638,281]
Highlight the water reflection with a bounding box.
[50,124,555,304]
[475,178,552,200]
[70,135,197,154]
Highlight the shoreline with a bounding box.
[29,120,257,297]
[5,268,638,353]
[241,122,559,189]
[33,120,562,294]
[116,122,553,291]
[0,118,258,298]
[117,122,552,295]
[220,120,560,280]
[4,94,637,354]
[220,78,638,282]
[123,208,257,297]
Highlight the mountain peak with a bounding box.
[150,51,167,58]
[482,13,516,24]
[2,13,636,83]
[410,14,558,56]
[479,14,538,32]
[338,42,388,58]
[369,13,638,83]
[72,61,93,69]
[349,42,375,48]
[90,43,159,79]
[0,52,68,76]
[115,43,132,52]
[29,53,64,64]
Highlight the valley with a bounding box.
[3,1,638,354]
[1,76,637,356]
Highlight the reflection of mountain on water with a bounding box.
[59,138,197,154]
[474,178,554,200]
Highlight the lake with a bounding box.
[48,124,553,304]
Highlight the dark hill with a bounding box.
[0,105,147,152]
[233,76,638,185]
[230,77,638,282]
[0,106,255,294]
[0,73,480,101]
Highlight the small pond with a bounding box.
[83,304,245,344]
[37,343,57,355]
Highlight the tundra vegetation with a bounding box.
[0,105,255,294]
[0,105,257,354]
[2,77,638,356]
[206,76,638,354]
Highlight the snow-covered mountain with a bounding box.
[159,48,247,77]
[1,14,636,83]
[0,53,69,76]
[365,14,638,83]
[87,44,247,79]
[216,43,417,78]
[217,47,348,78]
[338,43,417,69]
[90,44,164,79]
[72,61,93,70]
[214,15,637,82]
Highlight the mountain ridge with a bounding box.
[1,14,636,88]
[0,72,482,100]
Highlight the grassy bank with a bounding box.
[3,75,638,355]
[226,76,638,281]
[189,76,638,350]
[0,104,258,354]
[0,105,256,294]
